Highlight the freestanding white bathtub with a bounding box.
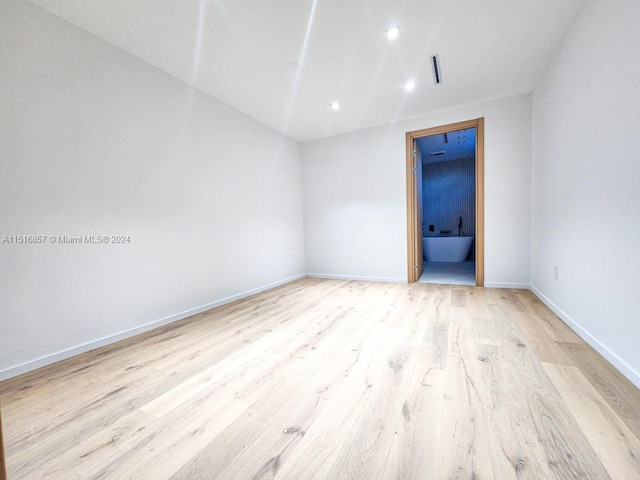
[423,236,474,262]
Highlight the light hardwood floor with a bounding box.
[1,278,639,479]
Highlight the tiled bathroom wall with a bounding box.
[422,157,475,239]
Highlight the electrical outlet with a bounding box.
[554,266,558,280]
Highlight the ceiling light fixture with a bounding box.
[330,101,341,111]
[386,26,401,40]
[404,81,416,92]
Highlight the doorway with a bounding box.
[406,118,484,285]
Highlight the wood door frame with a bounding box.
[406,118,485,285]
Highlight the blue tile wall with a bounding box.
[422,157,476,248]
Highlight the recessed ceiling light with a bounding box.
[386,26,401,40]
[404,81,416,92]
[330,102,341,111]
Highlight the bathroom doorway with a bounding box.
[405,118,484,285]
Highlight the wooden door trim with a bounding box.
[406,118,485,286]
[475,118,485,286]
[405,133,418,281]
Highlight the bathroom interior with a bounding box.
[417,127,476,285]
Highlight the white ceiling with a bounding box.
[27,0,584,142]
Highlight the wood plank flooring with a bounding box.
[1,278,639,479]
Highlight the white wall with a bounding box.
[302,94,532,286]
[0,0,305,379]
[531,0,640,386]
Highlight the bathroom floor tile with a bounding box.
[418,261,475,285]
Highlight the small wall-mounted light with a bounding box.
[386,26,401,40]
[330,101,341,111]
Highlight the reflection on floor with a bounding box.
[418,261,475,285]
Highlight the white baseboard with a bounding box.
[306,273,406,283]
[529,284,640,389]
[484,282,531,289]
[0,274,305,382]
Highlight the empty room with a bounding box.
[1,0,639,479]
